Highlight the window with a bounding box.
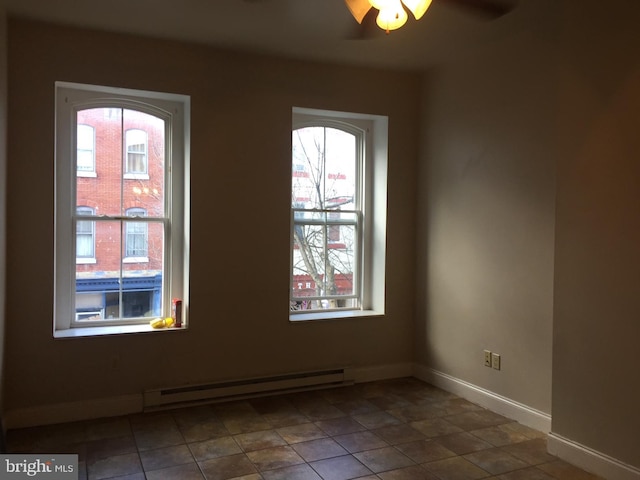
[76,206,95,261]
[77,124,95,174]
[290,107,388,320]
[125,128,148,176]
[55,82,189,336]
[125,208,148,260]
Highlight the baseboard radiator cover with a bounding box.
[143,368,352,410]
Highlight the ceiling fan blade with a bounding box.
[439,0,515,19]
[344,0,373,24]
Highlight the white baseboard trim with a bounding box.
[5,394,143,430]
[548,433,640,480]
[413,364,552,433]
[349,362,414,384]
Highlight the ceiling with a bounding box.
[1,0,554,71]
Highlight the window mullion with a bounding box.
[119,109,125,320]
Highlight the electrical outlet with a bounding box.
[492,352,501,370]
[484,350,492,367]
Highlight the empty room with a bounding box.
[0,0,638,479]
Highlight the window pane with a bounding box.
[75,108,165,217]
[76,108,122,217]
[291,124,359,312]
[75,219,120,320]
[74,219,163,321]
[325,128,356,209]
[291,214,357,308]
[124,110,165,217]
[292,127,356,210]
[73,107,166,323]
[122,221,164,319]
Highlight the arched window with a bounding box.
[290,108,388,318]
[55,82,189,334]
[291,123,359,312]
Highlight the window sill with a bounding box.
[289,309,384,323]
[54,323,186,338]
[76,258,97,264]
[123,257,149,263]
[124,173,150,180]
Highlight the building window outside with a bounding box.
[125,208,148,259]
[125,128,148,175]
[76,206,95,260]
[55,82,189,334]
[290,108,388,319]
[77,124,95,173]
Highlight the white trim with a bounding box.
[290,309,383,322]
[548,433,640,480]
[123,173,149,180]
[75,257,96,264]
[4,395,143,429]
[122,256,149,264]
[53,322,185,338]
[413,365,552,433]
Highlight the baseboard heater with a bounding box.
[143,368,352,410]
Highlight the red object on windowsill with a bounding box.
[172,298,183,328]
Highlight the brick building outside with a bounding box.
[74,107,166,321]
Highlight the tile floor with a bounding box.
[6,378,601,480]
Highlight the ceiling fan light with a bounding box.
[368,0,390,10]
[400,0,432,20]
[376,1,408,31]
[345,0,373,23]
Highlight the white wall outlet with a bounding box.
[484,350,492,367]
[492,352,501,370]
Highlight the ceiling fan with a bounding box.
[344,0,515,34]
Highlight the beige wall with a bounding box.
[416,19,557,413]
[552,0,640,468]
[418,0,640,471]
[4,18,419,412]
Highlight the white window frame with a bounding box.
[290,107,387,322]
[54,82,190,337]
